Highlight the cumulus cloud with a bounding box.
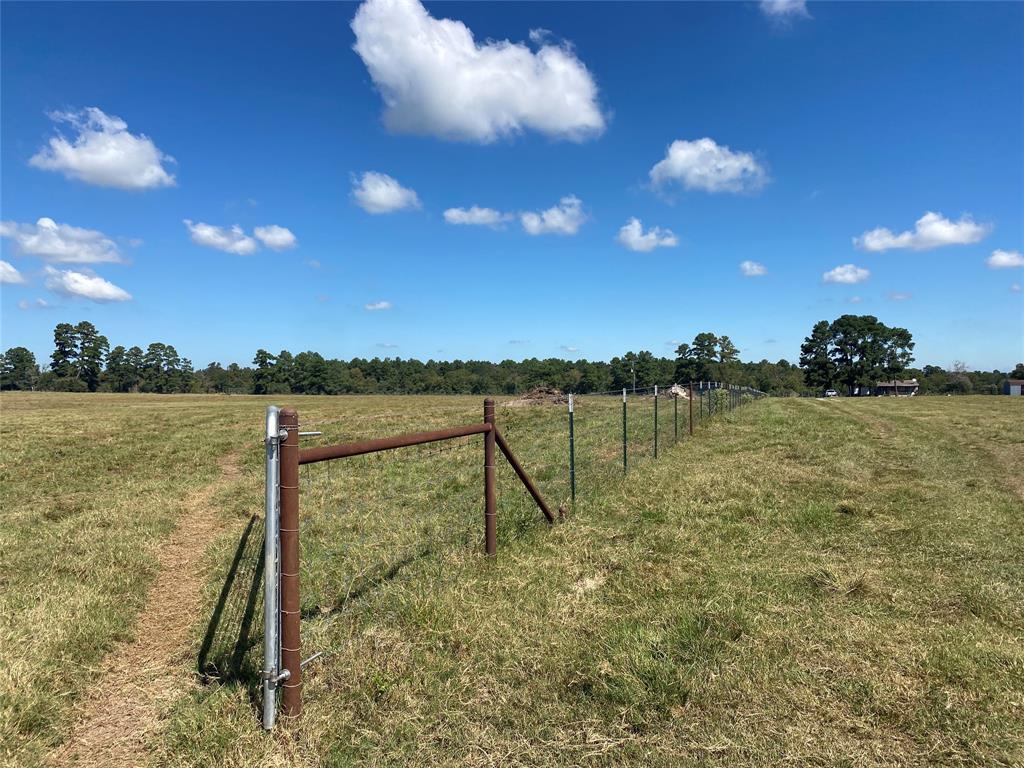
[560,345,579,354]
[521,195,586,236]
[29,107,175,190]
[823,264,870,284]
[365,300,393,311]
[760,0,810,18]
[854,211,990,252]
[43,266,131,302]
[986,249,1024,269]
[0,217,123,263]
[443,206,512,228]
[616,217,678,252]
[352,171,421,214]
[0,260,26,284]
[888,292,912,301]
[351,0,604,143]
[740,260,767,277]
[184,220,258,255]
[254,225,297,251]
[650,138,768,194]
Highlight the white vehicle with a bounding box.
[824,389,839,398]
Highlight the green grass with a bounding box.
[1,393,1021,766]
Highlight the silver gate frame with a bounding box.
[262,406,283,730]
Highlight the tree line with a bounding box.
[1,318,1019,396]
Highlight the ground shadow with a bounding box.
[197,514,264,689]
[301,544,434,620]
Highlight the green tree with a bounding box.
[717,335,739,363]
[74,321,109,392]
[252,349,277,395]
[50,322,78,380]
[0,347,40,390]
[691,332,719,363]
[800,316,915,396]
[880,326,915,390]
[800,320,836,392]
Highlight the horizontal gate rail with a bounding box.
[298,422,491,465]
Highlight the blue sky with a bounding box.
[2,0,1022,370]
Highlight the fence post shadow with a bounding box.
[197,514,265,702]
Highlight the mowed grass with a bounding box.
[2,394,1022,766]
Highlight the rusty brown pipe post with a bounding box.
[688,382,694,436]
[483,398,497,556]
[279,408,302,718]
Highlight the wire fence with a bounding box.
[292,382,764,619]
[255,381,765,726]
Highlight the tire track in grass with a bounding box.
[48,451,242,768]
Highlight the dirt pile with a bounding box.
[503,386,569,407]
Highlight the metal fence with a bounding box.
[259,382,764,730]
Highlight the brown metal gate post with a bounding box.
[688,383,694,436]
[483,398,497,556]
[279,408,302,717]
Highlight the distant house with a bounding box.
[874,378,920,396]
[1003,379,1024,396]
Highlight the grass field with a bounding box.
[1,393,1021,767]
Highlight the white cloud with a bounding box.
[351,0,604,143]
[29,107,175,190]
[352,171,421,214]
[848,296,864,304]
[760,0,810,18]
[854,211,990,252]
[823,264,870,284]
[254,225,297,251]
[650,138,768,194]
[184,220,258,255]
[0,217,123,263]
[43,266,131,302]
[616,217,678,252]
[443,206,512,228]
[560,345,579,353]
[365,300,393,311]
[17,298,51,311]
[888,291,912,301]
[1011,282,1021,293]
[986,249,1024,269]
[521,195,586,236]
[740,260,767,277]
[0,260,25,284]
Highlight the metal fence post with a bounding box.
[484,398,497,556]
[674,390,678,443]
[622,388,628,473]
[568,394,575,503]
[688,382,694,436]
[653,385,659,459]
[279,408,302,718]
[262,406,281,730]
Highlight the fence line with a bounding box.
[260,381,765,730]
